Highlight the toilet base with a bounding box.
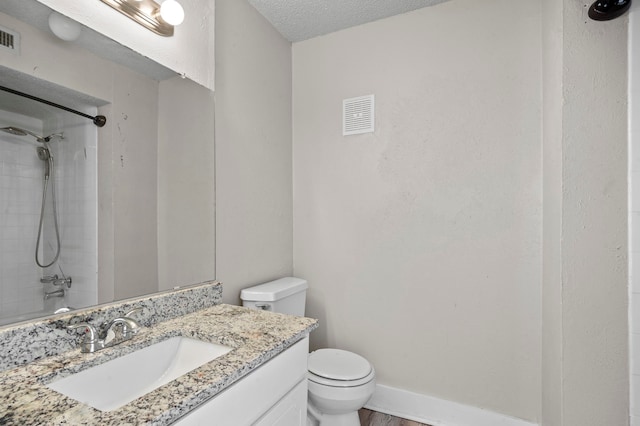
[307,370,375,426]
[307,410,360,426]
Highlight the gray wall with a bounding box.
[293,0,542,421]
[214,0,294,304]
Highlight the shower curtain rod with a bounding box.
[0,85,106,127]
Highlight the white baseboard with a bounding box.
[364,384,538,426]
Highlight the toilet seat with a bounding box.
[308,349,374,387]
[308,369,375,387]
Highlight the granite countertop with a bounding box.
[0,304,318,425]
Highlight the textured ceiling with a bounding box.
[248,0,450,42]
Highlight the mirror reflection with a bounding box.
[0,82,98,325]
[0,1,216,326]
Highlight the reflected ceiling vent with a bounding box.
[343,94,375,136]
[0,26,19,54]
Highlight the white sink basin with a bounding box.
[46,336,232,412]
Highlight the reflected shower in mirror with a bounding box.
[0,0,216,327]
[0,87,99,325]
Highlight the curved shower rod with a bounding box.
[0,85,106,127]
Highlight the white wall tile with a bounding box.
[0,113,44,320]
[0,107,98,321]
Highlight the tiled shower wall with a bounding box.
[43,111,98,312]
[0,111,46,319]
[0,108,97,323]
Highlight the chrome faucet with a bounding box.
[45,288,65,299]
[55,276,72,287]
[40,274,72,288]
[67,307,143,353]
[40,275,58,283]
[41,275,72,287]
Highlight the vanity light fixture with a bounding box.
[99,0,184,37]
[160,0,185,26]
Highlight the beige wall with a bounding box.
[293,0,542,421]
[158,76,216,291]
[103,73,217,300]
[552,1,629,425]
[541,0,563,423]
[542,1,629,424]
[214,0,293,304]
[101,66,160,301]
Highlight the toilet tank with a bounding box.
[240,277,308,316]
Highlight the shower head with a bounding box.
[0,126,52,143]
[1,126,28,136]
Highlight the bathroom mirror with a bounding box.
[0,0,216,327]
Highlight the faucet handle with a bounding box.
[106,317,141,339]
[67,322,98,342]
[119,307,143,336]
[124,308,142,334]
[67,323,103,353]
[124,307,143,319]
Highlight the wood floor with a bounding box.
[358,408,432,426]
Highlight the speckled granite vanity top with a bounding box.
[0,304,318,425]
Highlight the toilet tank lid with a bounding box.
[240,277,308,302]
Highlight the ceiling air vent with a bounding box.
[0,26,19,54]
[343,94,375,136]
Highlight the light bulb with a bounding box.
[160,0,184,26]
[48,12,82,41]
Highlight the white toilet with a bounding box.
[241,277,376,426]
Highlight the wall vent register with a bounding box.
[343,94,375,136]
[0,26,19,53]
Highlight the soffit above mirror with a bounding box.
[0,0,177,82]
[30,0,214,91]
[248,0,451,42]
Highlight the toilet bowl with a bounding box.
[240,277,376,426]
[307,349,376,426]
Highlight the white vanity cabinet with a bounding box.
[174,337,309,426]
[253,379,307,426]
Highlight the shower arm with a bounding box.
[22,128,49,142]
[0,85,106,127]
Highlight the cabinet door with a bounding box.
[253,379,307,426]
